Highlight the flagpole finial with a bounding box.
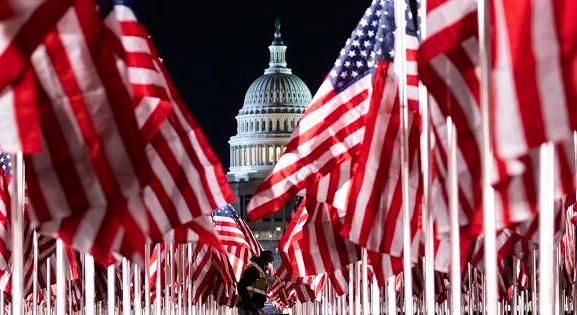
[272,17,283,45]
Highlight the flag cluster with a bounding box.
[256,0,577,310]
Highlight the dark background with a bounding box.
[136,0,370,166]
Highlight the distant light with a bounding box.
[275,227,281,232]
[255,234,259,238]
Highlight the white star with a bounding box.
[352,40,360,47]
[367,60,375,68]
[363,40,371,47]
[356,61,364,68]
[355,29,364,37]
[360,50,368,57]
[351,71,359,78]
[348,50,357,58]
[330,70,338,78]
[335,59,342,66]
[360,19,368,27]
[375,10,382,16]
[344,61,351,68]
[368,30,375,37]
[340,71,349,79]
[371,20,378,27]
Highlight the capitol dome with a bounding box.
[229,19,312,179]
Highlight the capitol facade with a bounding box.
[228,20,311,249]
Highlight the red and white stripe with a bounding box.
[246,69,372,220]
[491,0,577,161]
[24,1,153,264]
[0,0,74,153]
[342,94,422,256]
[105,3,235,242]
[213,209,261,281]
[418,0,575,235]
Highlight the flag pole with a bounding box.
[122,257,130,315]
[393,0,413,313]
[107,264,115,315]
[10,152,24,315]
[56,239,66,315]
[447,117,461,314]
[155,245,161,315]
[32,231,39,315]
[512,257,519,315]
[539,143,555,314]
[387,275,396,315]
[370,272,380,314]
[85,254,95,315]
[361,249,368,314]
[46,258,51,315]
[144,244,151,315]
[354,261,361,314]
[134,263,142,315]
[418,0,435,308]
[476,0,498,314]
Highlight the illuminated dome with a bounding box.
[229,19,312,179]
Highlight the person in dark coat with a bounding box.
[236,250,275,314]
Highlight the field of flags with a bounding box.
[1,0,577,314]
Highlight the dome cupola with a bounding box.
[229,18,312,179]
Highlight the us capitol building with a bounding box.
[228,20,312,253]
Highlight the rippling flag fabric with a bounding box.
[246,0,398,221]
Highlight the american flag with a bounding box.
[212,205,261,281]
[491,0,577,162]
[2,0,234,266]
[104,0,235,241]
[14,0,159,264]
[418,0,575,234]
[339,0,423,259]
[0,152,11,273]
[246,0,400,220]
[0,0,73,153]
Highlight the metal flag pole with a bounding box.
[134,263,142,315]
[512,257,519,315]
[387,276,396,315]
[531,250,538,314]
[370,273,380,314]
[476,0,498,314]
[85,254,95,315]
[10,152,24,315]
[187,243,192,315]
[361,249,369,314]
[46,258,51,315]
[107,264,116,315]
[393,0,413,313]
[144,244,151,315]
[354,261,361,314]
[56,239,66,315]
[539,143,555,315]
[122,258,130,315]
[32,230,39,315]
[447,117,461,314]
[348,264,353,314]
[155,245,161,315]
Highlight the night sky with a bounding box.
[135,0,371,167]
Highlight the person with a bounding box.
[236,250,275,314]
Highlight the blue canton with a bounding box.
[329,0,421,92]
[329,0,395,92]
[0,153,12,178]
[213,204,240,220]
